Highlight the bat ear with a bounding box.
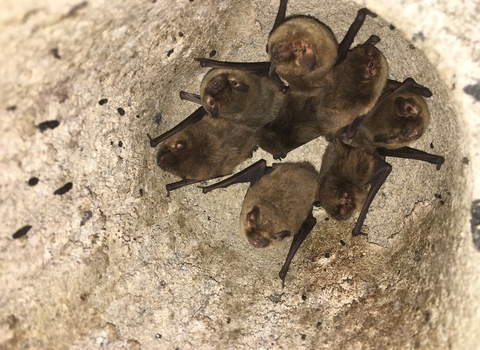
[272,230,291,241]
[373,133,397,144]
[297,45,316,70]
[205,96,221,118]
[228,76,250,94]
[246,206,260,229]
[394,97,418,117]
[363,35,380,46]
[170,140,186,153]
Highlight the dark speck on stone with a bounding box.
[13,225,32,239]
[324,217,329,221]
[464,84,480,101]
[425,311,431,322]
[136,115,140,118]
[409,44,416,50]
[153,113,163,125]
[38,120,60,132]
[434,194,442,199]
[471,200,480,250]
[325,253,330,258]
[301,334,306,340]
[301,293,307,301]
[340,240,346,246]
[117,107,125,116]
[156,334,162,338]
[28,177,39,186]
[209,50,216,57]
[430,142,434,149]
[439,200,445,206]
[54,182,73,195]
[7,105,17,111]
[316,322,322,328]
[80,211,93,226]
[99,98,108,105]
[118,141,123,147]
[167,49,174,57]
[413,31,425,42]
[51,48,61,59]
[462,157,469,165]
[389,24,395,30]
[139,189,143,196]
[178,31,184,37]
[226,317,231,324]
[110,141,114,145]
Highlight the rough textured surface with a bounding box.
[1,0,479,349]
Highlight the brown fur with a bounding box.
[258,38,388,156]
[200,69,285,128]
[319,142,375,221]
[240,162,321,248]
[157,115,257,180]
[339,80,431,152]
[319,41,388,139]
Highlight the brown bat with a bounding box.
[319,141,376,222]
[155,112,258,195]
[202,159,321,286]
[180,68,285,128]
[339,78,432,151]
[320,139,444,237]
[267,6,377,90]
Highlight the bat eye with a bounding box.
[368,62,374,68]
[251,227,255,232]
[408,115,414,120]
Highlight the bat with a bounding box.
[267,7,377,89]
[320,139,443,238]
[339,78,433,152]
[155,113,258,195]
[319,141,376,221]
[201,159,321,286]
[181,67,285,128]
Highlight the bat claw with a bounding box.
[279,271,286,289]
[359,8,377,18]
[352,229,368,237]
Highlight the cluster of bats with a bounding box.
[147,0,444,286]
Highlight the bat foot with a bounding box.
[146,133,156,147]
[435,157,445,170]
[359,8,377,18]
[273,152,287,160]
[199,186,209,194]
[279,271,286,289]
[352,229,368,237]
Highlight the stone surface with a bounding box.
[1,0,479,349]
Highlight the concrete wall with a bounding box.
[1,0,479,349]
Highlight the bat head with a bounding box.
[373,95,430,145]
[156,137,192,178]
[267,16,337,84]
[201,70,251,118]
[394,96,426,141]
[322,188,358,221]
[242,206,291,248]
[347,36,387,83]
